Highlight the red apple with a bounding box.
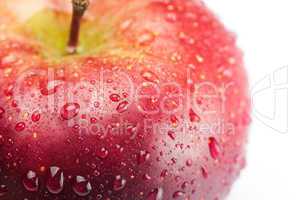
[0,0,250,199]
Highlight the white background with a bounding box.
[205,0,299,199]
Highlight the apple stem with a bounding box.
[67,0,90,54]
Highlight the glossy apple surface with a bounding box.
[0,0,250,199]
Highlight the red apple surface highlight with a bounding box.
[0,0,250,199]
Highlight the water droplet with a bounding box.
[23,170,39,192]
[46,166,64,194]
[0,107,5,118]
[120,18,133,31]
[137,150,150,164]
[167,131,176,140]
[40,80,63,96]
[60,103,80,120]
[143,173,152,180]
[89,117,97,124]
[160,169,168,179]
[96,147,109,159]
[178,32,195,45]
[116,101,129,113]
[170,52,182,62]
[11,100,18,107]
[186,159,193,167]
[147,187,163,200]
[96,194,103,200]
[189,109,200,122]
[181,181,189,189]
[113,175,126,191]
[110,94,121,102]
[166,12,177,22]
[15,122,26,132]
[127,125,138,139]
[94,101,100,108]
[93,170,100,177]
[228,57,236,65]
[0,185,8,197]
[137,31,155,46]
[208,137,220,160]
[171,157,177,164]
[72,176,92,197]
[4,84,13,96]
[201,166,208,179]
[173,191,185,198]
[223,68,233,78]
[196,54,204,63]
[141,71,159,83]
[31,110,41,122]
[170,115,179,127]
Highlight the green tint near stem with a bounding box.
[22,10,110,59]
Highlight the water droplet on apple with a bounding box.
[120,18,133,31]
[143,173,152,180]
[137,150,150,164]
[93,170,100,177]
[141,71,159,83]
[72,176,92,197]
[60,103,80,120]
[113,175,126,191]
[147,187,163,200]
[127,125,137,139]
[90,117,98,124]
[15,122,26,132]
[110,94,121,102]
[94,101,100,108]
[166,12,177,22]
[208,137,220,160]
[181,181,189,189]
[196,54,204,63]
[173,191,185,198]
[160,169,168,179]
[137,31,155,46]
[46,166,64,194]
[96,147,109,159]
[11,100,18,107]
[96,194,103,200]
[0,185,8,197]
[40,80,63,96]
[116,101,129,113]
[170,115,179,127]
[31,110,41,122]
[23,170,39,192]
[178,32,195,45]
[189,109,200,122]
[186,159,193,167]
[4,84,14,96]
[171,157,177,164]
[170,52,182,62]
[201,166,208,179]
[167,131,176,140]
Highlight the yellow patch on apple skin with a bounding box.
[15,9,146,62]
[20,10,111,59]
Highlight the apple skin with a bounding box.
[0,0,250,199]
